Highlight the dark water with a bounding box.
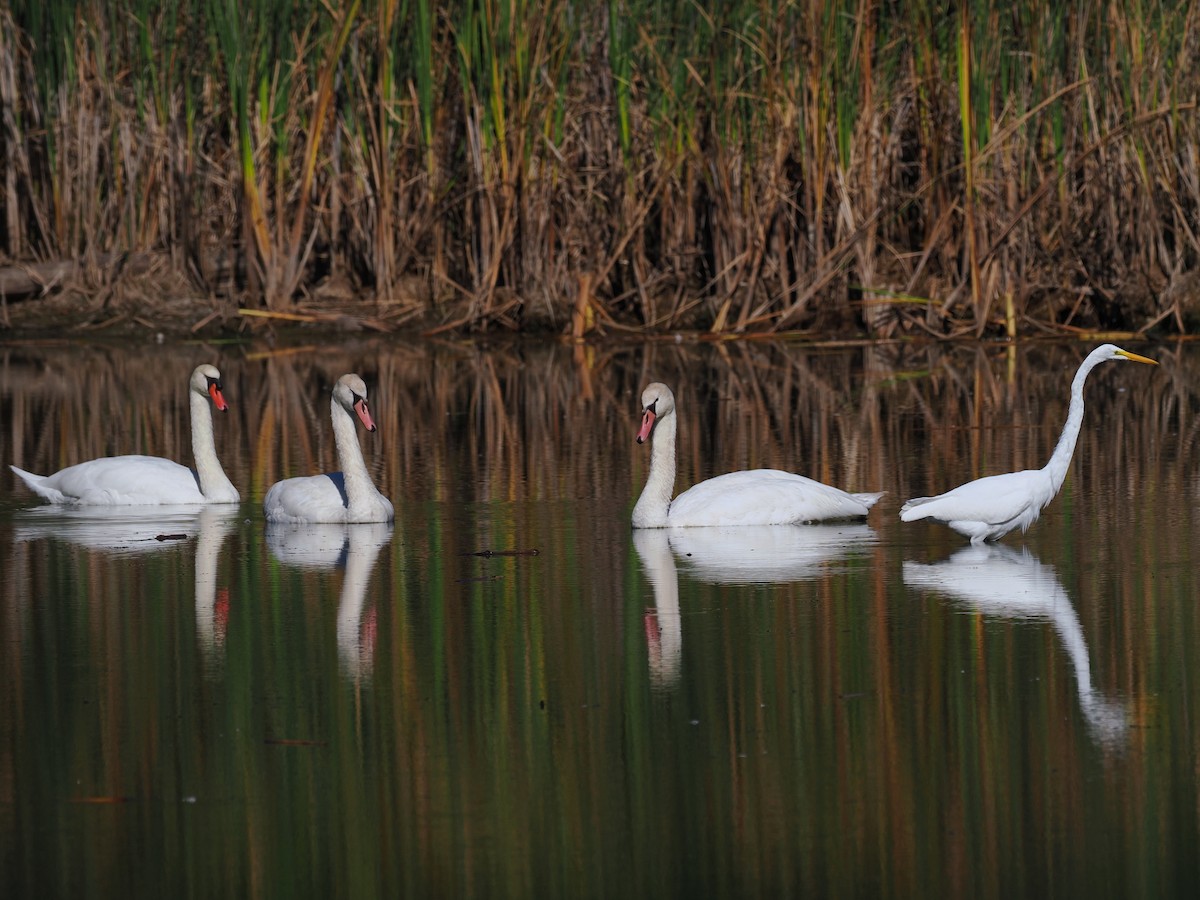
[1,337,1198,898]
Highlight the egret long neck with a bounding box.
[191,390,239,501]
[632,413,676,528]
[332,397,374,514]
[1042,354,1102,492]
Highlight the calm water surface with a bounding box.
[1,337,1198,898]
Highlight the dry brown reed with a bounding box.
[3,3,1200,336]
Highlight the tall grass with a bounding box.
[2,1,1199,336]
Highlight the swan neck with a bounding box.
[191,389,238,501]
[632,412,676,528]
[332,396,374,513]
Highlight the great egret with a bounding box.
[632,382,883,528]
[9,364,239,505]
[899,344,1157,543]
[264,374,394,524]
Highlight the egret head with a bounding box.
[1109,345,1158,365]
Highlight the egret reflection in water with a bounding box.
[633,524,878,690]
[903,545,1128,750]
[266,522,394,682]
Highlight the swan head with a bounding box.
[191,364,229,412]
[335,374,377,433]
[636,382,676,444]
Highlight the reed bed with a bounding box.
[4,2,1199,336]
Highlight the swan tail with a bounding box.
[852,491,886,509]
[9,465,68,503]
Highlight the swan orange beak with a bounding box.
[208,381,229,411]
[354,398,377,433]
[636,408,656,444]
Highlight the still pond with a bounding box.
[1,336,1198,898]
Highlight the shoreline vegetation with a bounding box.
[1,1,1199,338]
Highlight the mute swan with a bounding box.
[263,374,394,524]
[9,364,240,505]
[631,382,883,528]
[899,344,1157,543]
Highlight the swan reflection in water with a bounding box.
[13,503,237,556]
[266,522,394,682]
[633,525,878,690]
[12,505,239,674]
[903,545,1128,750]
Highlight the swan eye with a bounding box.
[645,398,658,414]
[206,376,222,391]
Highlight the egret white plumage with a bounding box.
[899,344,1157,543]
[631,382,883,528]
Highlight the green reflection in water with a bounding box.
[1,339,1199,898]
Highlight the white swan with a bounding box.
[263,374,394,524]
[900,344,1156,543]
[631,382,883,528]
[9,364,240,506]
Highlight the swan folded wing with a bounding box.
[667,469,879,527]
[264,473,350,524]
[28,456,205,505]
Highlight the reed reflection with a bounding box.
[633,525,877,690]
[903,545,1128,750]
[265,523,394,682]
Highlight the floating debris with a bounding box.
[463,548,540,558]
